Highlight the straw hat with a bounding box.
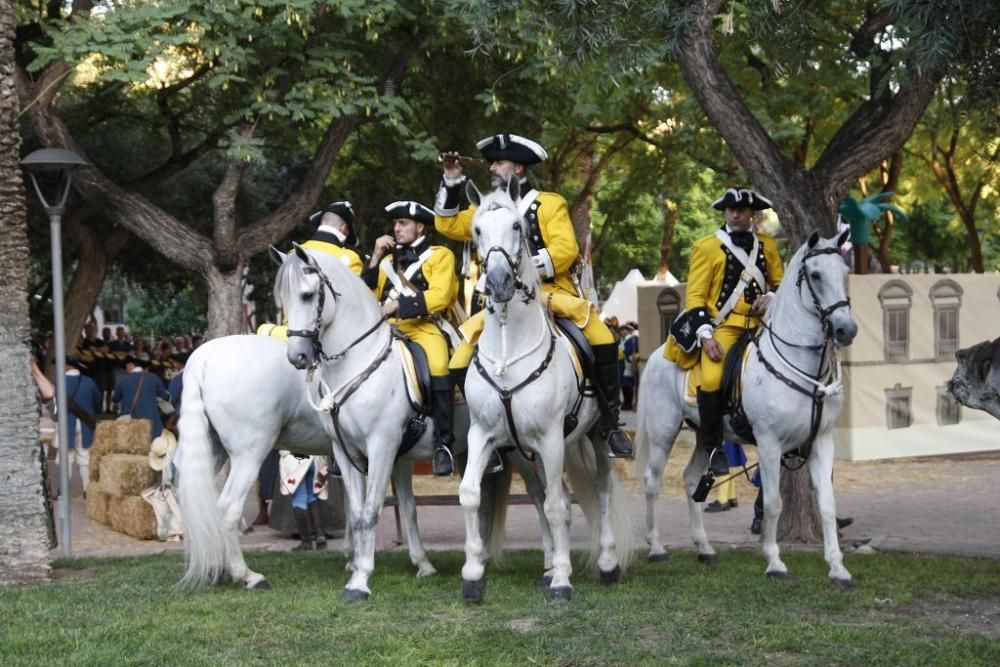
[148,430,178,471]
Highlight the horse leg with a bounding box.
[508,451,554,576]
[391,460,437,577]
[809,434,853,588]
[338,451,366,575]
[757,443,789,578]
[217,454,269,589]
[343,447,394,600]
[459,425,493,602]
[682,443,717,564]
[538,433,572,601]
[643,422,680,563]
[584,434,621,583]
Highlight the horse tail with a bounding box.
[565,437,635,573]
[480,455,513,567]
[177,353,231,588]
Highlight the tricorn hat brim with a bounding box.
[712,187,773,211]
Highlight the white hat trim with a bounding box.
[476,134,548,162]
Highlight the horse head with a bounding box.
[468,177,539,305]
[274,242,340,369]
[796,230,858,345]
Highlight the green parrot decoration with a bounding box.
[838,192,908,245]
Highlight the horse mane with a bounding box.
[475,189,542,289]
[272,245,357,311]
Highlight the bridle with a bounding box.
[480,213,537,307]
[796,246,851,338]
[285,261,386,365]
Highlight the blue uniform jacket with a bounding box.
[112,370,170,437]
[168,370,184,413]
[66,373,101,449]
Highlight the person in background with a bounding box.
[278,451,330,550]
[112,355,171,439]
[62,356,101,497]
[620,323,640,411]
[704,441,746,513]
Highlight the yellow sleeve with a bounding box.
[537,193,579,276]
[684,238,718,313]
[434,208,476,242]
[762,236,784,290]
[344,250,363,276]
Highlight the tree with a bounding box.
[0,0,51,584]
[15,0,440,337]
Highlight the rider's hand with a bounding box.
[750,294,773,317]
[440,151,463,181]
[372,235,395,262]
[702,337,724,362]
[381,299,399,317]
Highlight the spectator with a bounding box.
[278,451,330,550]
[704,441,746,513]
[112,354,171,438]
[168,351,189,414]
[620,323,639,410]
[62,356,101,496]
[107,326,133,392]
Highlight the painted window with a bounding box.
[935,385,961,426]
[930,279,963,360]
[878,280,912,361]
[885,383,912,430]
[657,288,682,343]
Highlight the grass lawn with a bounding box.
[1,549,998,665]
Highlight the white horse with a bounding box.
[176,334,455,590]
[276,243,553,600]
[458,183,634,602]
[635,230,858,587]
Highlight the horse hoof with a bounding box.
[462,577,486,602]
[599,566,621,585]
[247,578,271,591]
[648,552,669,564]
[548,586,573,602]
[766,570,791,580]
[536,574,553,590]
[831,577,855,590]
[697,553,718,566]
[342,588,370,601]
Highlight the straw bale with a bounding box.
[89,420,119,483]
[112,418,152,455]
[98,454,155,498]
[85,489,111,525]
[108,495,156,540]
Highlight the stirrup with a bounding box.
[432,446,454,477]
[707,447,729,476]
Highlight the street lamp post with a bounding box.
[21,147,90,559]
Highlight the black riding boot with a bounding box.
[697,389,729,476]
[308,500,327,550]
[431,376,456,476]
[291,507,314,551]
[592,343,634,458]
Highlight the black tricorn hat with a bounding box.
[712,187,773,211]
[309,201,357,246]
[170,351,191,365]
[385,200,435,226]
[125,354,149,367]
[65,355,88,370]
[476,133,548,166]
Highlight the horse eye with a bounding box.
[513,222,521,233]
[810,271,822,281]
[474,226,481,237]
[301,292,315,302]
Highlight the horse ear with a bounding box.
[268,245,286,267]
[466,179,482,207]
[807,231,820,249]
[836,228,851,247]
[291,241,313,266]
[505,175,520,203]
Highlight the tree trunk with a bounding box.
[569,142,595,249]
[62,216,129,353]
[0,0,52,584]
[657,175,679,279]
[204,265,246,339]
[777,465,822,543]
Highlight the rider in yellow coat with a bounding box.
[663,187,783,475]
[258,201,363,341]
[435,133,632,459]
[361,200,460,476]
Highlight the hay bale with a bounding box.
[113,418,152,455]
[89,420,119,483]
[108,495,156,540]
[85,488,111,525]
[98,454,155,498]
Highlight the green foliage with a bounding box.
[888,200,986,273]
[125,282,207,338]
[1,550,998,664]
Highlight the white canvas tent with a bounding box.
[601,268,678,322]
